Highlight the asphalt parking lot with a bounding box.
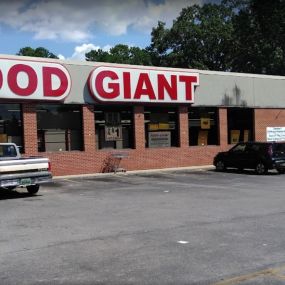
[1,167,285,285]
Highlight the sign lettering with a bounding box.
[89,66,199,104]
[0,58,71,101]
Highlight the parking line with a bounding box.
[271,266,285,280]
[213,265,285,285]
[62,179,83,184]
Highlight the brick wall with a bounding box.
[22,103,231,176]
[255,109,285,141]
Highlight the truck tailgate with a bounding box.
[0,158,49,173]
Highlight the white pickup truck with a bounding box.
[0,143,52,194]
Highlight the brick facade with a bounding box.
[21,104,285,177]
[3,55,285,177]
[21,103,233,176]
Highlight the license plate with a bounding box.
[20,178,32,186]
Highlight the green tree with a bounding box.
[85,49,111,62]
[85,44,152,65]
[146,21,171,67]
[17,47,58,59]
[148,4,234,71]
[228,0,285,75]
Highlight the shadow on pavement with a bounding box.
[0,188,41,200]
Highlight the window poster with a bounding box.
[200,118,210,129]
[198,130,208,146]
[105,126,122,141]
[148,131,171,148]
[267,127,285,142]
[230,130,240,144]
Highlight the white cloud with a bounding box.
[0,0,211,42]
[133,0,205,32]
[58,54,65,60]
[69,43,113,61]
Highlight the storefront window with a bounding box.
[227,108,253,144]
[144,107,179,148]
[36,104,83,152]
[0,104,23,150]
[95,106,134,150]
[188,107,219,146]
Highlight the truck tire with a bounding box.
[7,186,16,191]
[27,184,40,194]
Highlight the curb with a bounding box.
[53,165,215,180]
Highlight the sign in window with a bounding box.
[148,132,171,148]
[267,127,285,142]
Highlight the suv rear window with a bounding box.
[250,143,268,152]
[274,143,285,152]
[251,144,261,152]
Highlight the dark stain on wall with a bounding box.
[222,84,247,106]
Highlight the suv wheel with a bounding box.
[255,162,268,175]
[277,169,285,174]
[238,167,244,172]
[216,160,226,172]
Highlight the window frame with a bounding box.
[94,105,134,150]
[188,107,219,146]
[36,104,84,152]
[144,106,179,148]
[0,103,24,152]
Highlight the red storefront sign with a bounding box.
[89,65,199,104]
[0,58,71,101]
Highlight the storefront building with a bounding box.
[1,54,285,176]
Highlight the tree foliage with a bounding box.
[85,44,152,65]
[227,0,285,75]
[148,4,234,71]
[17,47,58,59]
[147,0,285,75]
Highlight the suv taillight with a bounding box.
[268,145,273,157]
[48,162,51,171]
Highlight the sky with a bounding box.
[0,0,221,61]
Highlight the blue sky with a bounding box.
[0,0,221,61]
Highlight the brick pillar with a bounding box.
[179,105,189,147]
[254,109,263,141]
[22,103,38,156]
[82,105,96,152]
[219,108,228,147]
[133,106,145,150]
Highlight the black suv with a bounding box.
[213,142,285,174]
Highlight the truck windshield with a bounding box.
[0,145,17,157]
